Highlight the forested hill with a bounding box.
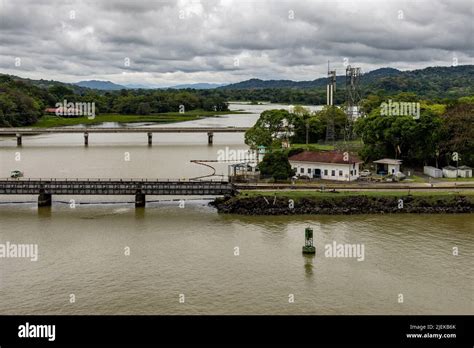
[0,74,229,127]
[1,64,473,126]
[220,67,402,89]
[75,80,126,90]
[368,65,473,98]
[216,65,473,103]
[0,74,88,94]
[220,65,473,98]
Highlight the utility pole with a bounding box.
[305,119,309,145]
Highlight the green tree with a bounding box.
[244,109,292,149]
[355,107,444,166]
[439,103,474,167]
[315,106,347,140]
[48,85,74,100]
[137,102,151,115]
[244,126,273,149]
[258,151,294,180]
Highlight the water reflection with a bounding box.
[304,254,315,277]
[134,207,145,220]
[37,206,52,218]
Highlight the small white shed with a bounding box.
[458,166,472,178]
[374,158,402,175]
[442,166,458,178]
[423,166,443,178]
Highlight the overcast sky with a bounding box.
[0,0,472,86]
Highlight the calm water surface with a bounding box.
[0,103,472,314]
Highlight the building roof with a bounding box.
[44,107,82,114]
[288,151,362,164]
[373,158,402,165]
[443,166,457,170]
[458,166,472,170]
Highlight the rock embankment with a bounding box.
[210,194,473,215]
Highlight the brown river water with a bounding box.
[0,103,472,314]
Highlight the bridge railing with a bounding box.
[1,178,229,183]
[0,178,236,196]
[0,127,250,133]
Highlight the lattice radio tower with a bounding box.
[344,65,362,141]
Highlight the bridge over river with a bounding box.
[0,127,250,146]
[0,178,235,207]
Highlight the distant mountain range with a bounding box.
[2,65,472,99]
[168,82,228,89]
[1,64,472,128]
[75,80,127,90]
[217,65,474,99]
[219,68,402,89]
[74,81,228,90]
[72,65,472,95]
[123,83,156,89]
[71,67,404,91]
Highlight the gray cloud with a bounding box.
[0,0,472,86]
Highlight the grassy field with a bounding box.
[291,140,364,152]
[405,175,427,183]
[30,110,247,128]
[437,177,474,182]
[291,143,334,151]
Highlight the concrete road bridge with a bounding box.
[0,127,250,146]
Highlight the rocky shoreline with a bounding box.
[211,194,473,215]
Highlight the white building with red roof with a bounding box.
[288,150,363,181]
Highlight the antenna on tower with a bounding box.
[325,61,337,143]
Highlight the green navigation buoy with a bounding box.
[302,227,316,254]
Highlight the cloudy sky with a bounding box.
[0,0,472,86]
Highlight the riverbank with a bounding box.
[211,190,474,215]
[30,110,247,128]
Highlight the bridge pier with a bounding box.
[84,132,89,146]
[16,133,22,146]
[147,132,152,146]
[135,191,146,207]
[207,132,213,145]
[38,192,52,207]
